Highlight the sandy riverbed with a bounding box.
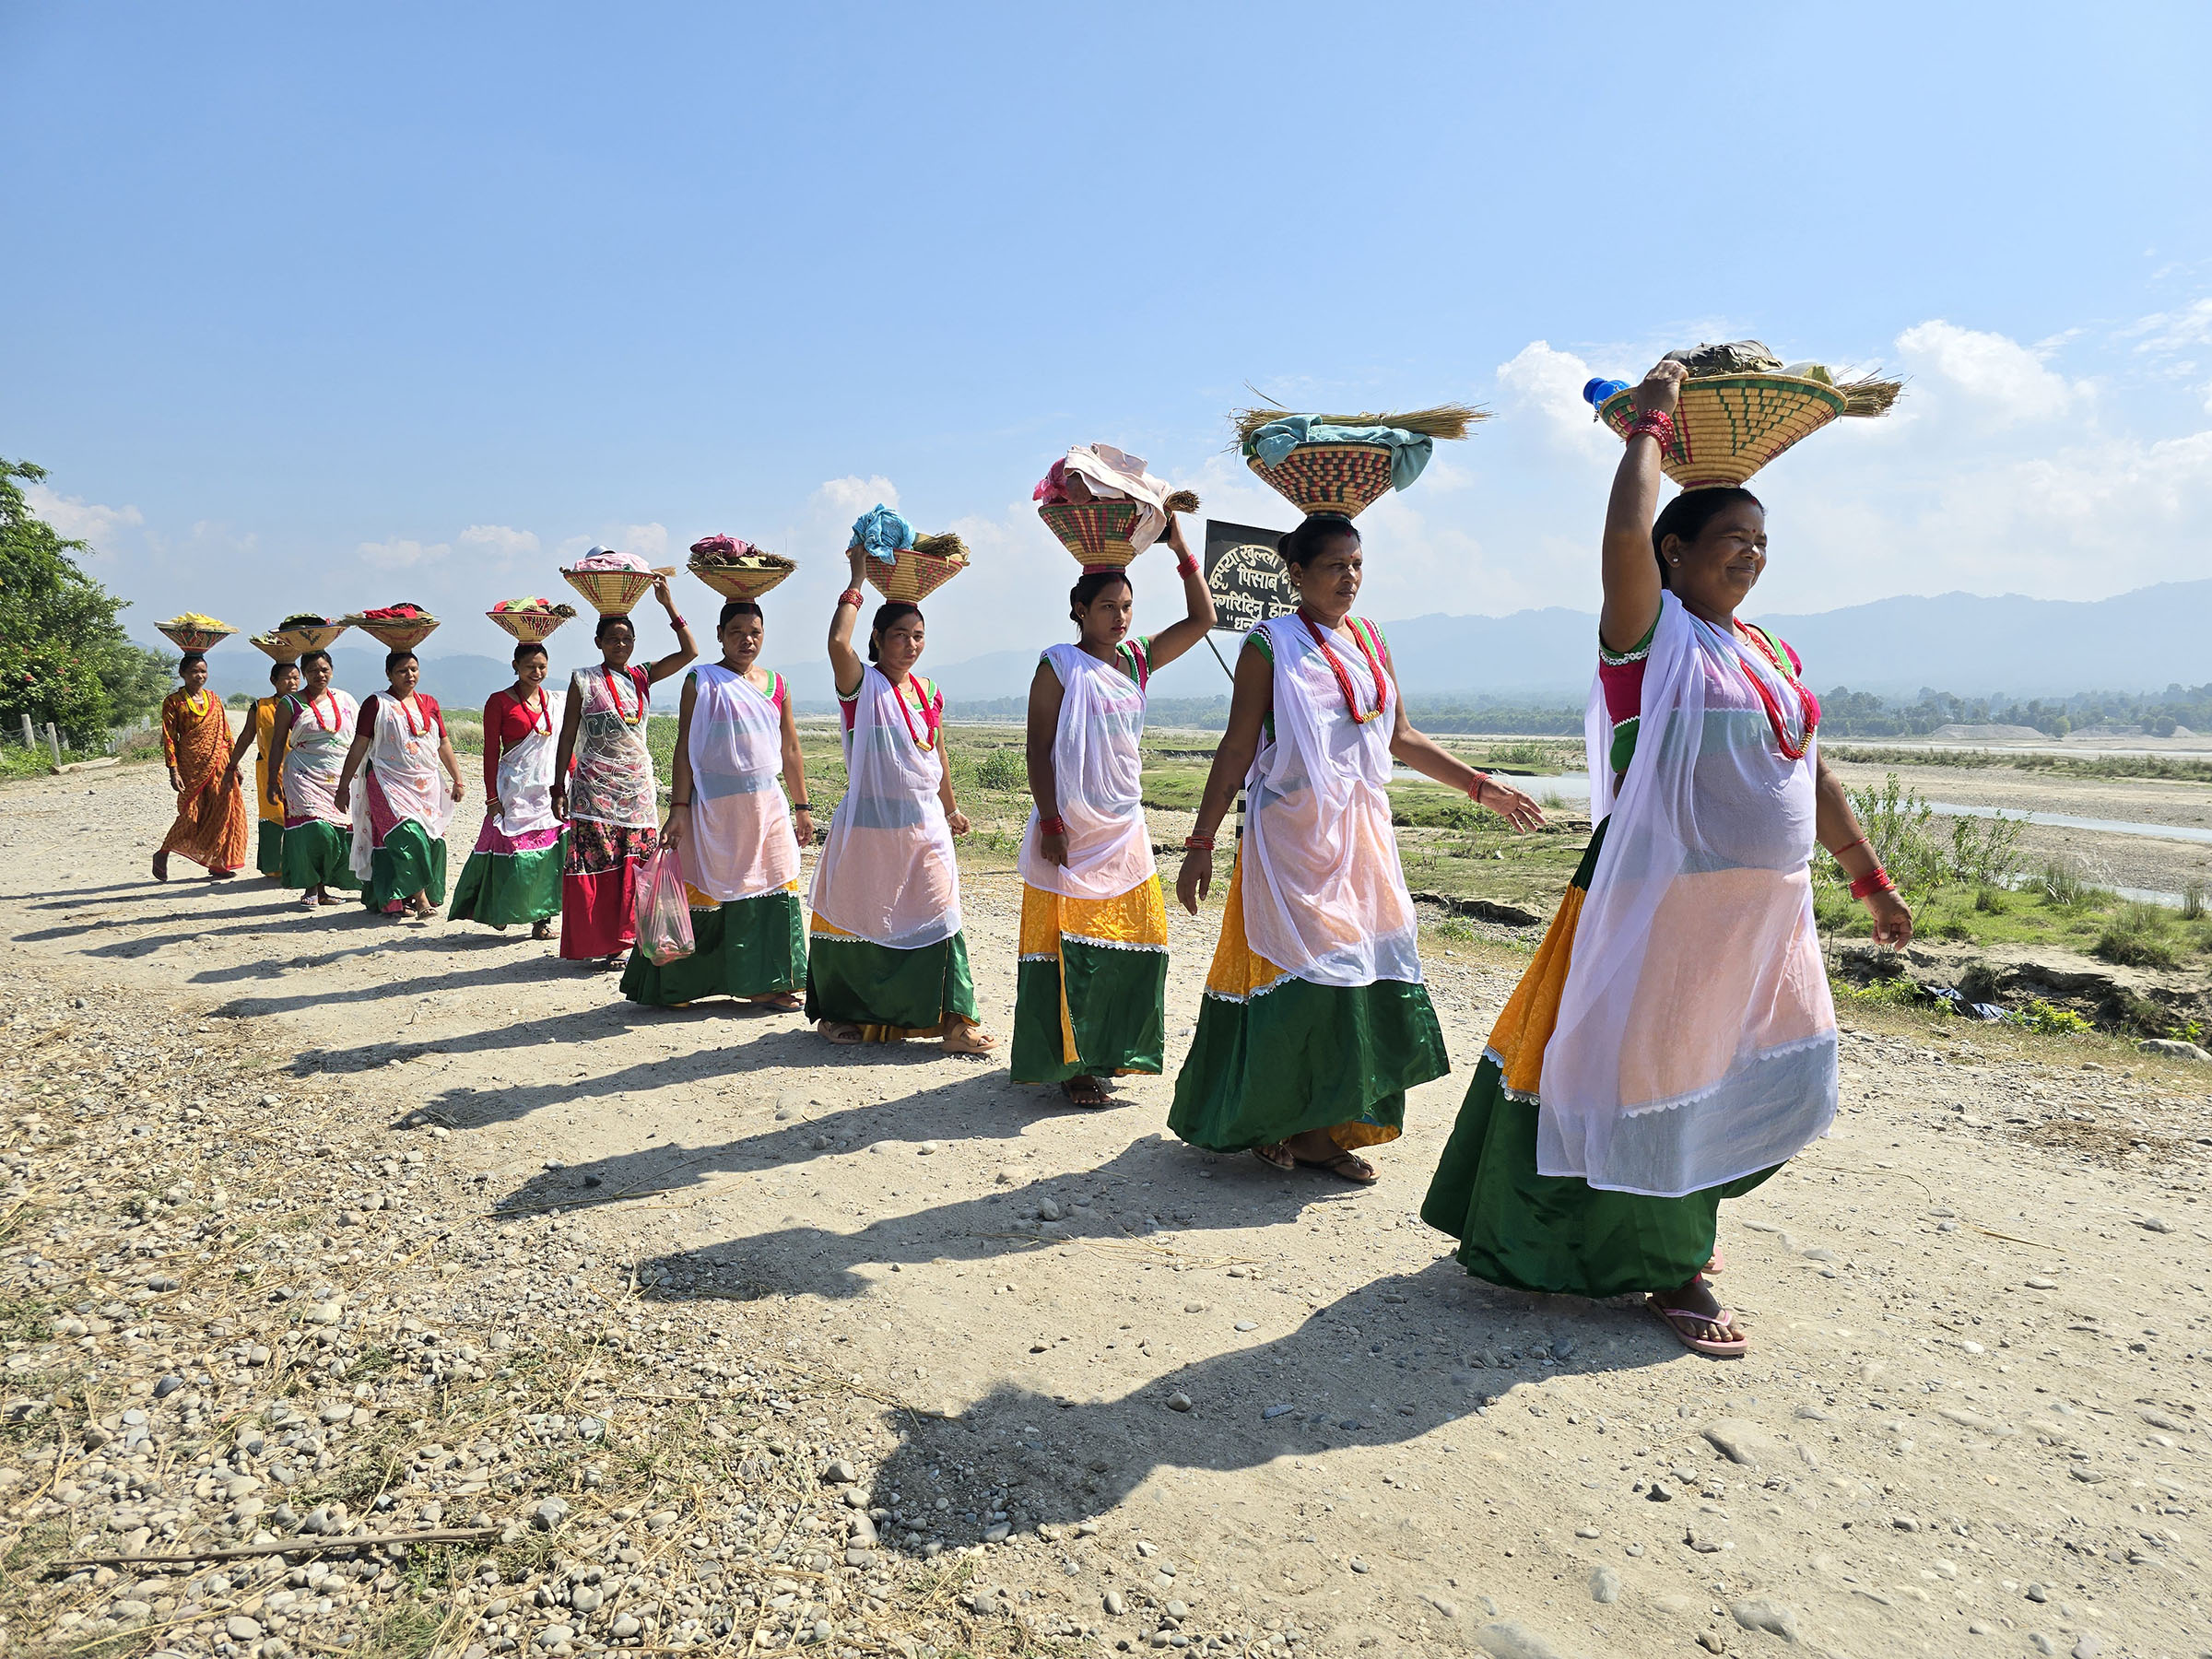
[6,760,2212,1659]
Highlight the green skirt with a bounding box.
[448,834,567,928]
[279,819,360,891]
[1418,820,1777,1297]
[362,822,447,914]
[804,928,979,1036]
[1010,878,1169,1085]
[623,889,806,1006]
[255,820,285,877]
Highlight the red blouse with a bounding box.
[485,688,557,758]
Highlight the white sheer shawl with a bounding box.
[809,666,961,949]
[1018,642,1155,900]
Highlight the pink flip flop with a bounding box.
[1649,1295,1748,1359]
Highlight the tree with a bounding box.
[0,458,147,744]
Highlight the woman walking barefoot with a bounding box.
[268,649,360,906]
[223,658,301,880]
[1012,512,1215,1106]
[551,576,697,966]
[1420,359,1912,1359]
[448,641,566,940]
[1171,516,1545,1181]
[335,650,465,920]
[805,544,994,1052]
[623,597,814,1011]
[153,652,250,882]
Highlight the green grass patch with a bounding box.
[1828,744,2212,784]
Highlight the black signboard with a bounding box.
[1203,519,1298,635]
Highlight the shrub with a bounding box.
[2183,879,2206,924]
[2014,998,2093,1035]
[1846,773,1947,896]
[2095,901,2181,970]
[970,748,1027,792]
[1949,811,2029,889]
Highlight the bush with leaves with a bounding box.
[1844,772,1948,896]
[0,458,143,745]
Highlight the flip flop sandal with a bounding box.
[942,1028,997,1054]
[1295,1150,1379,1185]
[1251,1144,1296,1171]
[819,1021,866,1046]
[1704,1249,1725,1277]
[1062,1077,1111,1108]
[1649,1296,1748,1359]
[747,993,803,1012]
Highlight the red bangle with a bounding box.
[1175,554,1200,578]
[1183,834,1216,852]
[1465,772,1490,802]
[1040,815,1066,836]
[1626,409,1676,448]
[838,588,865,607]
[1849,866,1896,900]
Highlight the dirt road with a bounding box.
[6,761,2212,1659]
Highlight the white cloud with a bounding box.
[619,523,670,560]
[358,536,451,571]
[454,524,540,560]
[813,476,900,516]
[2128,295,2212,355]
[1494,340,1613,457]
[1895,320,2082,420]
[24,483,143,554]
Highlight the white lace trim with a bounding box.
[1063,931,1167,956]
[1483,1046,1543,1103]
[1201,974,1291,1006]
[1614,1028,1838,1120]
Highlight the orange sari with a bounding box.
[159,690,250,872]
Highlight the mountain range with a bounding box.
[190,579,2212,712]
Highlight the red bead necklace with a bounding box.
[1297,609,1390,725]
[1733,622,1819,761]
[889,676,938,752]
[603,666,643,725]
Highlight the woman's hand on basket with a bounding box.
[1475,776,1547,833]
[1632,359,1688,417]
[1865,887,1913,949]
[653,572,677,612]
[1175,847,1213,915]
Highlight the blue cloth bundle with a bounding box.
[1242,418,1434,492]
[850,504,915,566]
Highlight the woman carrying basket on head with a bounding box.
[267,650,361,907]
[550,575,698,967]
[1420,359,1913,1359]
[1013,511,1216,1105]
[1171,515,1546,1182]
[335,649,465,920]
[153,652,251,883]
[449,639,567,940]
[223,657,302,880]
[623,596,815,1010]
[805,540,994,1052]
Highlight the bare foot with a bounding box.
[1251,1142,1296,1171]
[818,1020,865,1046]
[531,920,554,941]
[1284,1127,1378,1184]
[747,992,803,1012]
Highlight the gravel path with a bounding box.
[6,762,2212,1659]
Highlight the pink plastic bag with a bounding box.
[636,848,696,967]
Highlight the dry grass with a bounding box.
[911,533,969,562]
[1839,373,1906,417]
[1229,398,1489,448]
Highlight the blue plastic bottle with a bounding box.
[1582,378,1630,410]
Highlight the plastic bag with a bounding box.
[636,848,696,967]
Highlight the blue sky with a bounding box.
[6,3,2210,688]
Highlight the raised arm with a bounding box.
[643,574,700,685]
[1025,658,1067,866]
[549,680,582,821]
[661,673,700,855]
[828,545,868,697]
[1173,641,1272,913]
[778,688,815,849]
[333,696,378,814]
[1599,359,1686,656]
[1135,514,1218,672]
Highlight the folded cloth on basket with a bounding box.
[1032,445,1176,552]
[570,547,653,571]
[850,504,915,566]
[1242,418,1436,493]
[689,534,756,559]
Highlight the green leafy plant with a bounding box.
[1949,811,2029,888]
[2013,998,2093,1035]
[1845,773,1947,896]
[2095,900,2181,969]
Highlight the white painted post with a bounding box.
[44,723,63,763]
[17,714,31,748]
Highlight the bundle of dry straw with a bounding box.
[1229,401,1489,450]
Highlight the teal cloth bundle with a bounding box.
[850,504,915,566]
[1242,418,1435,492]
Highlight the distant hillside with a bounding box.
[170,578,2212,715]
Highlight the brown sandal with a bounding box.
[1295,1149,1378,1185]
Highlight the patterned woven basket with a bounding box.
[1246,442,1396,518]
[863,547,970,605]
[271,622,348,656]
[352,617,441,651]
[1598,374,1847,488]
[561,567,660,616]
[157,623,232,653]
[688,554,797,600]
[486,608,572,644]
[247,632,294,662]
[1039,500,1144,571]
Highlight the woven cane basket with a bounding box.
[351,617,441,651]
[1039,500,1145,571]
[863,547,970,605]
[688,554,797,600]
[270,622,348,656]
[560,567,660,617]
[1246,442,1396,518]
[486,608,573,644]
[248,632,294,662]
[1599,374,1848,488]
[157,623,232,653]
